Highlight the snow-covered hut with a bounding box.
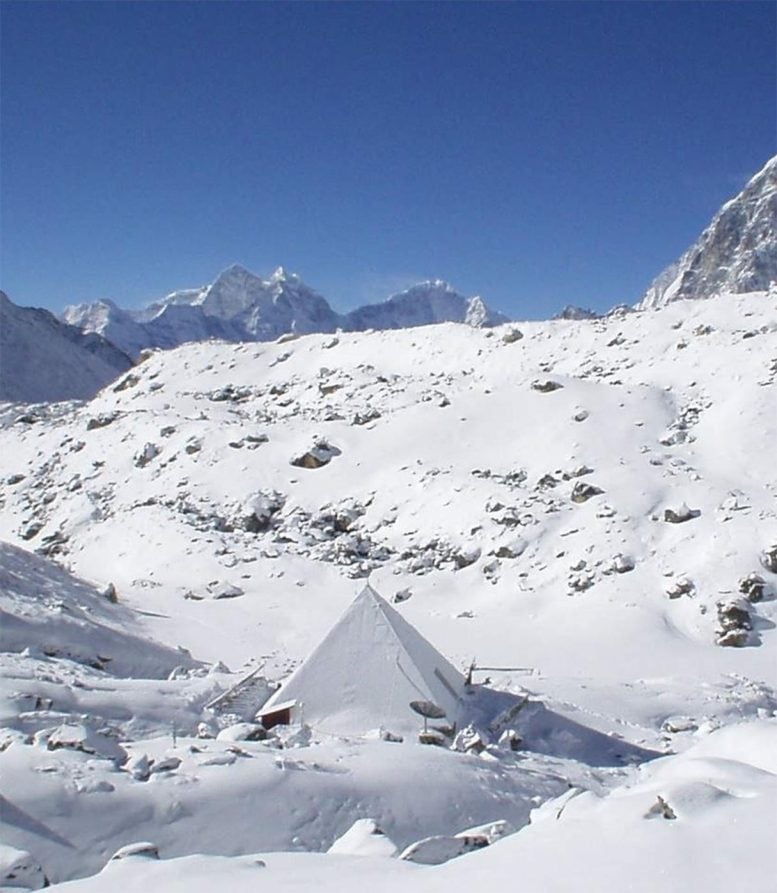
[259,584,465,736]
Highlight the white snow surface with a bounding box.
[1,289,777,890]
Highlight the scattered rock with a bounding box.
[86,412,119,430]
[0,844,49,890]
[125,752,152,781]
[216,723,267,742]
[661,715,697,734]
[207,582,244,600]
[290,439,342,469]
[101,582,118,603]
[492,537,527,559]
[562,465,594,480]
[497,728,522,751]
[666,577,694,599]
[184,437,202,455]
[209,384,252,403]
[739,573,767,603]
[531,379,564,393]
[239,490,285,533]
[715,598,752,647]
[20,522,43,541]
[113,373,140,392]
[6,473,25,485]
[150,756,182,773]
[605,553,635,574]
[645,795,676,820]
[501,328,524,344]
[134,443,160,468]
[760,544,777,574]
[352,408,382,426]
[400,833,489,865]
[663,503,699,524]
[570,481,604,503]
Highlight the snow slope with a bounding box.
[43,721,777,892]
[1,289,776,889]
[0,292,132,403]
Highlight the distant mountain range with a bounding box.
[62,269,509,360]
[638,155,777,309]
[2,154,775,405]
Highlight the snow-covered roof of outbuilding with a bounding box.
[260,585,465,737]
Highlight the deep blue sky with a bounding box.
[1,2,775,318]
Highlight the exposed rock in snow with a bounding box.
[715,597,753,647]
[760,543,777,573]
[739,573,767,603]
[554,305,601,320]
[531,379,564,393]
[638,155,777,308]
[290,439,342,469]
[663,502,699,524]
[0,843,49,890]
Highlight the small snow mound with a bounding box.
[0,844,48,890]
[327,818,398,857]
[109,842,160,861]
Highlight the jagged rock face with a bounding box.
[0,291,133,403]
[62,268,508,360]
[639,156,777,309]
[554,305,600,321]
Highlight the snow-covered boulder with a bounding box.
[109,842,159,861]
[663,502,699,523]
[715,598,753,647]
[327,819,398,857]
[399,831,489,865]
[46,723,126,762]
[290,439,342,469]
[216,723,267,742]
[0,844,48,890]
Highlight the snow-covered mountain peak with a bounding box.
[269,265,300,283]
[638,154,777,309]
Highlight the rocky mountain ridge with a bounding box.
[638,155,777,309]
[0,291,133,403]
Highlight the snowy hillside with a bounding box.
[639,155,777,309]
[62,266,507,359]
[1,290,776,889]
[0,292,132,403]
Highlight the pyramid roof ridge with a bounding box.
[260,584,464,735]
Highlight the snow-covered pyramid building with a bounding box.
[259,585,466,736]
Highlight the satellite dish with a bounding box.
[410,700,446,737]
[409,700,446,720]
